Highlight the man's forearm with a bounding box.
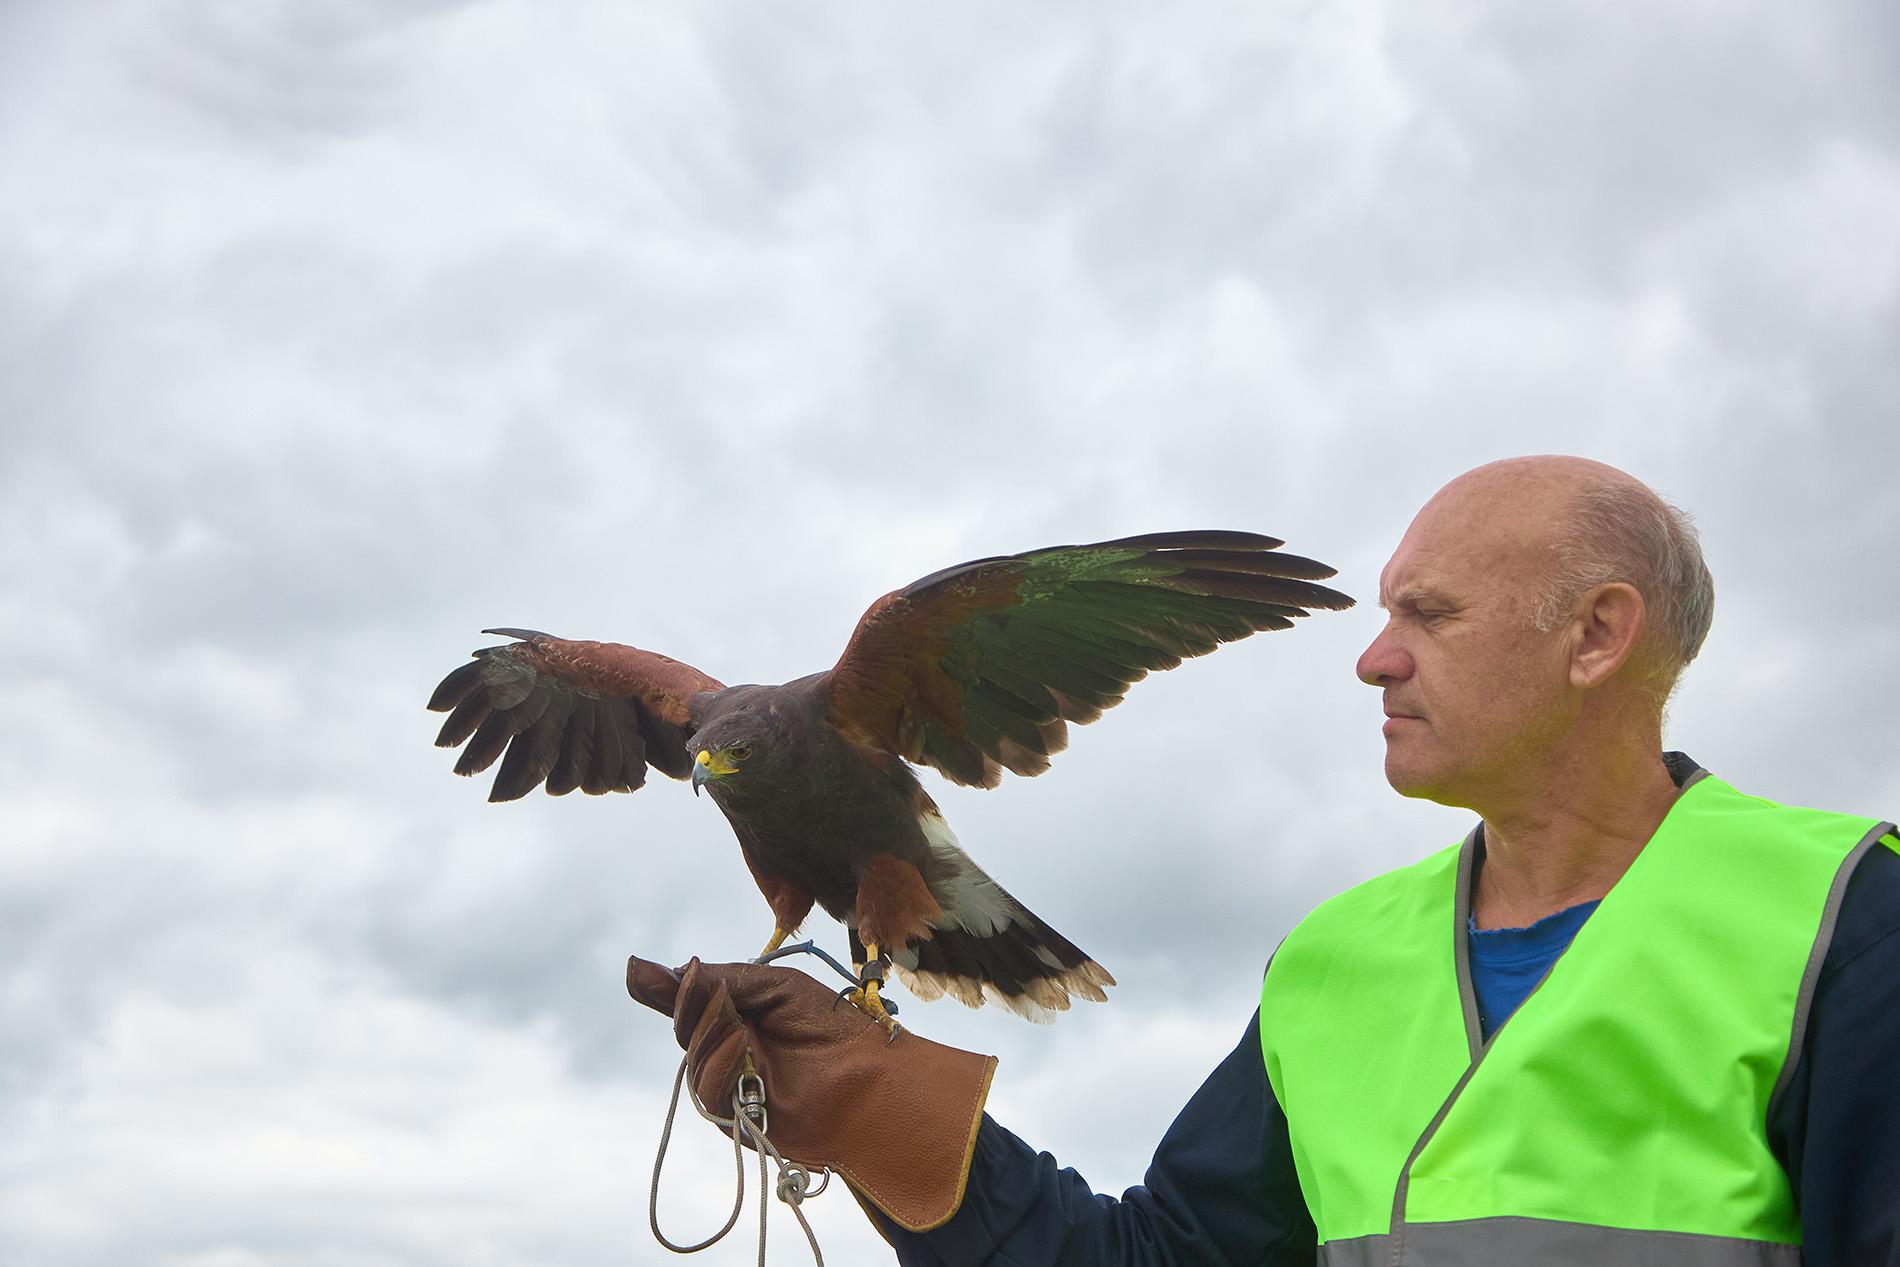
[885,1012,1317,1266]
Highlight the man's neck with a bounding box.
[1470,744,1681,931]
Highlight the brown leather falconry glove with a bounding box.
[626,954,998,1233]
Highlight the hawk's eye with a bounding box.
[728,743,753,762]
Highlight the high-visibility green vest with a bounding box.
[1259,771,1896,1266]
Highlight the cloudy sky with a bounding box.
[4,1,1897,1263]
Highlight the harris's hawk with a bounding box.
[427,531,1351,1027]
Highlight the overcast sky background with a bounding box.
[3,1,1897,1264]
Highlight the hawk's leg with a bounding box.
[743,863,813,964]
[848,855,939,1036]
[755,926,793,962]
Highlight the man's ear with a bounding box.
[1569,581,1647,689]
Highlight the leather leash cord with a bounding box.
[649,1049,828,1266]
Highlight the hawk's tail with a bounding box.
[879,812,1115,1022]
[889,905,1115,1022]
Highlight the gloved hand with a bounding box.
[626,954,998,1233]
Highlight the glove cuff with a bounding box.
[840,1044,997,1232]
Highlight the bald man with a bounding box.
[629,459,1900,1266]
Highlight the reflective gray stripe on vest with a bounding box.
[1318,1220,1802,1266]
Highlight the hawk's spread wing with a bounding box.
[427,628,724,801]
[821,531,1353,788]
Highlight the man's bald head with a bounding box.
[1440,456,1716,700]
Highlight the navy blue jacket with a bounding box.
[888,768,1900,1266]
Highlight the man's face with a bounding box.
[1355,482,1576,807]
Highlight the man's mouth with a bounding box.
[1382,704,1423,736]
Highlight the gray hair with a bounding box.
[1531,480,1716,695]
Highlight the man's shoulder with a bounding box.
[1263,838,1469,1014]
[1686,763,1890,831]
[1661,765,1898,971]
[1286,836,1469,945]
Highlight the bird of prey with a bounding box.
[427,531,1351,1028]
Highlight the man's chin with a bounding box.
[1384,755,1466,807]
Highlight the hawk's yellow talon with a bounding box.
[846,982,900,1034]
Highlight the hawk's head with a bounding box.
[688,698,786,803]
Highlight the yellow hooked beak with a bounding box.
[692,748,738,795]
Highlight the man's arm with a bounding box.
[886,1011,1317,1267]
[1772,837,1900,1266]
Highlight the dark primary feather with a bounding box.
[822,531,1354,788]
[427,631,723,802]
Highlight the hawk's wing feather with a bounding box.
[822,531,1353,788]
[427,629,724,801]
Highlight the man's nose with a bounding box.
[1356,623,1412,687]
